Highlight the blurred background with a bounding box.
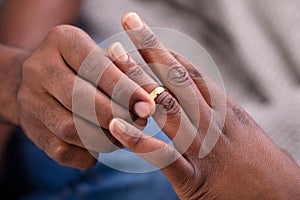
[79,0,300,165]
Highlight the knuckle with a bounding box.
[188,68,204,80]
[152,143,177,167]
[167,66,192,87]
[127,134,143,149]
[22,57,39,76]
[47,25,91,50]
[138,29,160,49]
[52,144,72,164]
[56,118,76,140]
[22,57,49,87]
[228,104,250,126]
[48,25,76,38]
[79,49,108,84]
[156,92,181,119]
[126,66,143,80]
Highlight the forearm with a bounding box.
[0,0,82,122]
[0,44,28,177]
[0,0,83,173]
[0,0,82,121]
[0,44,29,125]
[0,0,82,50]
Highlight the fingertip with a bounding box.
[134,101,156,118]
[122,12,144,30]
[108,42,129,63]
[109,118,127,136]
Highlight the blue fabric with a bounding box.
[3,118,179,200]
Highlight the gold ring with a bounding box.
[149,86,167,100]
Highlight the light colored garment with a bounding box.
[80,0,300,165]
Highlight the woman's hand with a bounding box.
[16,25,156,170]
[108,13,300,199]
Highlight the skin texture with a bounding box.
[108,13,300,199]
[0,1,155,170]
[0,45,30,176]
[0,0,83,173]
[17,25,155,170]
[0,1,298,197]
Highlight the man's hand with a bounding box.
[17,25,155,170]
[108,13,300,199]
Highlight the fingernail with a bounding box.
[124,12,144,30]
[109,118,127,134]
[134,102,154,118]
[109,42,129,62]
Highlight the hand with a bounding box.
[17,25,156,170]
[108,13,300,199]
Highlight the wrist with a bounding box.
[0,45,30,125]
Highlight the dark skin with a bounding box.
[0,1,299,198]
[0,1,155,171]
[0,0,83,123]
[108,12,300,199]
[0,0,83,174]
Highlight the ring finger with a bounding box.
[108,42,200,155]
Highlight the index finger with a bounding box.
[46,25,155,118]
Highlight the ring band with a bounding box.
[149,86,167,100]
